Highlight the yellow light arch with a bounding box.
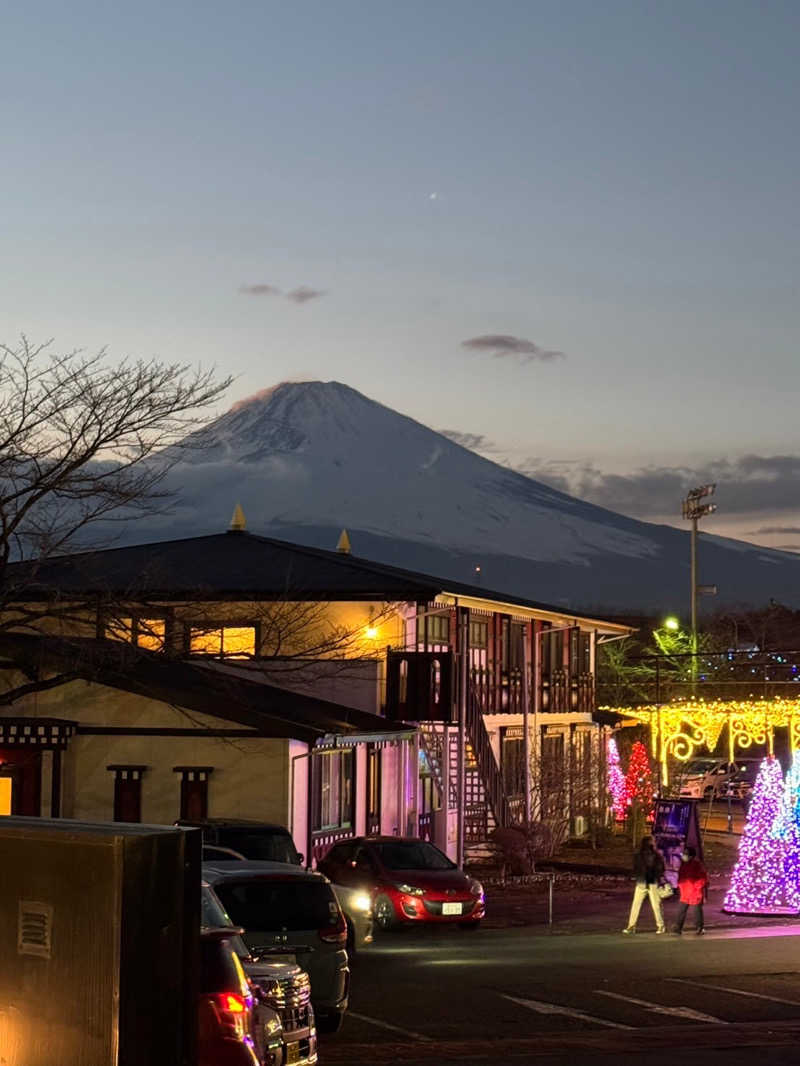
[601,697,800,785]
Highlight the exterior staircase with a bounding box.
[419,683,519,860]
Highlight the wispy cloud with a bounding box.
[239,283,326,304]
[751,526,800,535]
[240,284,282,296]
[440,430,496,452]
[286,286,325,304]
[461,334,565,364]
[515,454,800,517]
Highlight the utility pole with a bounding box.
[522,622,532,826]
[456,605,469,868]
[682,484,717,683]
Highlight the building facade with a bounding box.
[0,525,631,864]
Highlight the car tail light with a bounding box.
[318,913,347,945]
[210,991,250,1039]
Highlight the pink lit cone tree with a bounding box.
[606,735,627,820]
[724,756,795,914]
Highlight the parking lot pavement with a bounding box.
[322,924,800,1065]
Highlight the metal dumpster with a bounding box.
[0,817,200,1066]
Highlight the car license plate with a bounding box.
[267,953,296,965]
[442,902,462,915]
[285,1042,301,1065]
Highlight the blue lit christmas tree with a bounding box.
[770,752,800,910]
[724,756,796,914]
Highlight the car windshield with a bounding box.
[201,884,233,928]
[214,879,339,932]
[372,841,455,871]
[219,830,299,864]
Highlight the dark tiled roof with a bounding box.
[0,632,405,744]
[6,529,625,626]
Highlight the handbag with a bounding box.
[657,882,674,900]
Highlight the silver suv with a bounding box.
[202,882,317,1064]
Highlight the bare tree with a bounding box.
[0,337,231,576]
[0,337,231,701]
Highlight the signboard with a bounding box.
[652,798,703,889]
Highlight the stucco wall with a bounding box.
[9,680,292,826]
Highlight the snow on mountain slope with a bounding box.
[172,381,661,565]
[128,380,800,611]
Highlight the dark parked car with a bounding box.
[198,927,261,1066]
[317,836,485,930]
[204,860,349,1034]
[202,882,316,1065]
[180,819,303,865]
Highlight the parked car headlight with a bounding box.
[468,879,484,897]
[394,883,426,896]
[352,892,372,913]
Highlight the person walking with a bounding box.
[622,835,666,934]
[673,846,708,935]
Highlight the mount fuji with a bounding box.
[125,381,800,612]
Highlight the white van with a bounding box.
[678,759,735,799]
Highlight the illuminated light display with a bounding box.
[606,736,627,819]
[623,740,654,818]
[600,698,800,784]
[724,756,799,914]
[771,753,800,909]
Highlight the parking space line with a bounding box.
[594,989,726,1024]
[670,977,800,1009]
[347,1011,434,1042]
[500,993,633,1029]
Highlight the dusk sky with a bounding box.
[2,1,799,549]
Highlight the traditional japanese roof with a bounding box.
[0,631,413,745]
[5,529,631,634]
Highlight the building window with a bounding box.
[174,766,213,821]
[501,728,524,797]
[509,623,525,672]
[189,625,257,659]
[541,733,566,818]
[418,612,450,649]
[367,744,381,833]
[312,751,354,832]
[107,765,147,822]
[469,620,488,648]
[106,617,166,651]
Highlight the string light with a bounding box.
[623,741,654,819]
[600,698,800,783]
[606,736,627,819]
[724,756,796,914]
[771,752,800,909]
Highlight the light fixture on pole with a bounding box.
[681,484,717,679]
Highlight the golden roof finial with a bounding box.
[229,503,247,532]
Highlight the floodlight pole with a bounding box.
[682,484,717,688]
[690,514,698,681]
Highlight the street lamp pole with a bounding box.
[682,484,717,684]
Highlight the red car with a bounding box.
[318,836,485,930]
[198,927,261,1066]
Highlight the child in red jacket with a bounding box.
[674,846,708,935]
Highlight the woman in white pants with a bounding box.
[623,835,666,934]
